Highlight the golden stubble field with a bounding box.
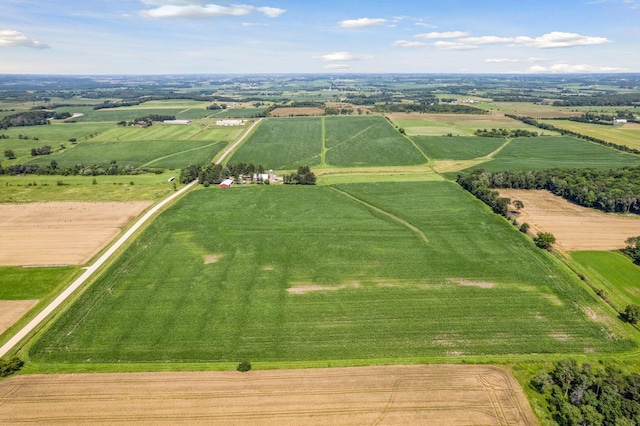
[0,365,537,425]
[500,189,640,251]
[0,201,152,266]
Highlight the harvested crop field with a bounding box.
[0,300,37,335]
[269,107,324,116]
[499,189,640,251]
[0,365,537,425]
[0,201,151,266]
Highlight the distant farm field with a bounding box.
[467,136,640,172]
[411,136,505,160]
[229,116,426,169]
[29,183,633,364]
[540,119,640,151]
[388,113,546,136]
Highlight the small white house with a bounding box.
[163,120,192,125]
[219,178,233,188]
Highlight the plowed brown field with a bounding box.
[0,201,151,266]
[500,189,640,251]
[0,300,38,335]
[0,365,537,425]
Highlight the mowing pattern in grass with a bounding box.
[324,116,426,167]
[571,251,640,308]
[29,183,633,364]
[466,136,640,172]
[0,266,78,300]
[229,117,322,169]
[411,136,505,160]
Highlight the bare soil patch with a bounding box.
[0,201,151,266]
[0,300,38,335]
[454,279,495,289]
[0,365,536,425]
[204,254,222,264]
[500,189,640,252]
[269,107,324,117]
[287,282,360,295]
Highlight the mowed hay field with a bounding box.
[541,119,640,151]
[29,183,634,364]
[0,201,151,266]
[0,365,537,425]
[498,189,640,252]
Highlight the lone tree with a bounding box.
[534,232,556,250]
[513,200,524,211]
[3,149,15,160]
[237,360,251,372]
[624,304,640,324]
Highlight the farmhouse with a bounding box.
[216,119,244,126]
[219,178,233,188]
[252,169,277,183]
[163,120,192,125]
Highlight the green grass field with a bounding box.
[540,120,640,151]
[411,136,506,160]
[0,267,78,300]
[465,136,640,172]
[0,172,182,202]
[229,117,322,169]
[324,116,426,167]
[29,182,634,364]
[230,116,426,169]
[571,251,640,309]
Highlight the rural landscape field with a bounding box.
[1,72,640,425]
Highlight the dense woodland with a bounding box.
[0,110,71,129]
[532,359,640,425]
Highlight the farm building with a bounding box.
[613,119,628,124]
[252,170,277,183]
[163,120,192,125]
[219,178,233,188]
[216,119,244,126]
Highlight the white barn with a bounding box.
[163,120,192,125]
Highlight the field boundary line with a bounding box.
[0,180,199,359]
[330,187,429,244]
[140,141,222,168]
[215,118,263,165]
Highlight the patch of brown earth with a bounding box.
[0,365,537,425]
[550,333,571,341]
[0,300,38,335]
[288,282,360,295]
[500,189,640,251]
[204,254,222,264]
[0,201,151,266]
[269,107,325,117]
[452,279,495,289]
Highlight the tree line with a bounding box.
[457,167,640,214]
[474,128,539,138]
[0,110,71,129]
[0,160,158,177]
[373,102,486,115]
[531,358,640,425]
[552,92,640,107]
[506,115,640,155]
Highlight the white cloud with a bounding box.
[513,32,610,48]
[339,18,387,29]
[416,31,469,39]
[317,52,354,61]
[392,40,426,48]
[527,63,627,73]
[433,41,478,51]
[140,3,285,19]
[0,30,50,49]
[461,36,513,45]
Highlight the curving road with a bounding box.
[0,119,261,359]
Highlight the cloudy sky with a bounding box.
[1,0,638,74]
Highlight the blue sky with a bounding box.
[1,0,638,74]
